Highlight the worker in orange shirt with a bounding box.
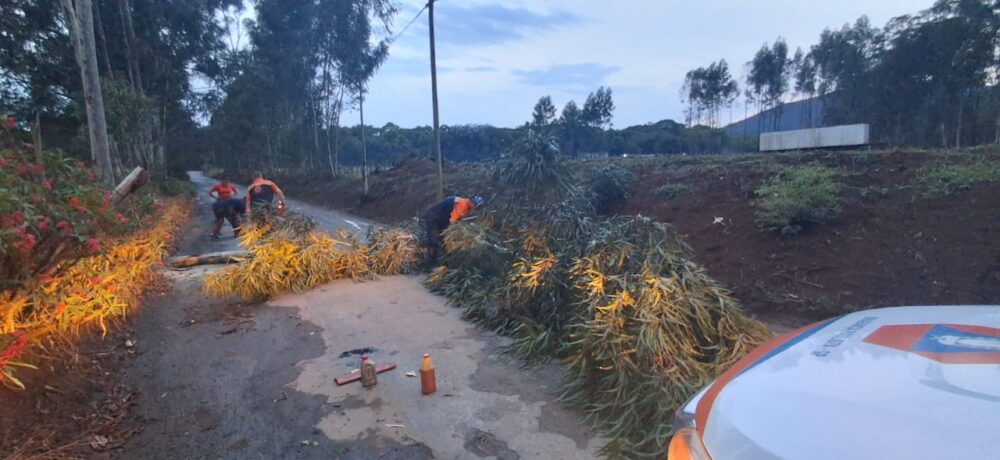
[245,171,287,219]
[208,176,245,239]
[422,195,483,264]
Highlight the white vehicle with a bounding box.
[669,306,1000,460]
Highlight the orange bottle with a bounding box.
[420,353,436,395]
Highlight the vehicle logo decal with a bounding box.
[863,324,1000,364]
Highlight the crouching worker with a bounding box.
[422,195,483,264]
[208,177,245,239]
[245,172,287,220]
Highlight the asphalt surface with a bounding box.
[116,172,601,459]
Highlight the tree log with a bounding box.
[110,166,149,206]
[168,250,250,268]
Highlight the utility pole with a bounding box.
[428,0,443,201]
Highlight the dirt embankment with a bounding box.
[280,149,1000,326]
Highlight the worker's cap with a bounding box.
[471,195,484,207]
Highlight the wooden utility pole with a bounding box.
[428,0,443,201]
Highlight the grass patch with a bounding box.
[755,165,842,236]
[914,161,1000,197]
[655,183,689,200]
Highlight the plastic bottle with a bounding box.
[360,355,377,388]
[420,353,436,395]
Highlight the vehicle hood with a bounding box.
[697,306,1000,460]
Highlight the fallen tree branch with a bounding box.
[168,250,250,268]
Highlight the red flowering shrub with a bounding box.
[0,132,184,389]
[0,139,152,297]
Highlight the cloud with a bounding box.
[512,63,621,90]
[410,3,581,47]
[463,65,499,72]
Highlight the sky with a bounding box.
[340,0,934,128]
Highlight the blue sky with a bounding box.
[340,0,932,128]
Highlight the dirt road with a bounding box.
[117,172,601,459]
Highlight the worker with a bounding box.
[245,171,287,219]
[422,195,484,264]
[208,176,245,239]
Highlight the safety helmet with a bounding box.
[471,195,484,207]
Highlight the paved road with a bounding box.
[117,172,602,459]
[187,171,372,238]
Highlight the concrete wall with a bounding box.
[759,124,870,152]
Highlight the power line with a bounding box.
[389,3,429,43]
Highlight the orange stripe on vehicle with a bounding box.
[694,320,832,436]
[862,324,931,350]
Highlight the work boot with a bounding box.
[210,217,224,239]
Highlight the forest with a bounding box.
[2,0,998,176]
[684,1,1000,148]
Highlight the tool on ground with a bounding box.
[420,353,436,395]
[361,355,377,388]
[335,362,396,386]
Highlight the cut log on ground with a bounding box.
[110,166,150,206]
[168,250,250,268]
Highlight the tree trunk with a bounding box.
[157,103,166,172]
[93,0,113,77]
[32,112,43,172]
[117,0,142,94]
[995,112,999,144]
[955,97,964,149]
[62,0,114,185]
[110,166,148,205]
[168,250,249,268]
[360,91,369,197]
[333,91,343,177]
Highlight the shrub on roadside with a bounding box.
[0,132,192,389]
[0,142,152,295]
[587,163,635,213]
[495,131,569,199]
[754,165,842,236]
[0,201,189,389]
[655,183,689,200]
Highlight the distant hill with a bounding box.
[724,96,826,139]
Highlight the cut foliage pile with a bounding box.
[426,136,770,458]
[204,216,420,301]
